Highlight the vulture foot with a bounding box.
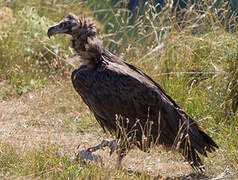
[76,139,116,164]
[86,139,117,155]
[76,149,99,163]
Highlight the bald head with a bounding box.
[47,13,96,38]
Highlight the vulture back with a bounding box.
[47,13,218,172]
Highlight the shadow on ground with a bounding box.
[155,173,209,180]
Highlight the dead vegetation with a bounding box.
[0,82,193,178]
[0,82,235,179]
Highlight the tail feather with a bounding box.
[185,126,218,171]
[187,147,205,172]
[175,112,218,171]
[199,129,219,151]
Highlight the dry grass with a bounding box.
[0,81,236,179]
[0,82,193,178]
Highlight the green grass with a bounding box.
[0,143,153,179]
[0,0,238,179]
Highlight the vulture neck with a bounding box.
[71,28,124,67]
[71,34,92,54]
[71,33,106,70]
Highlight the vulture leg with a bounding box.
[116,145,127,168]
[76,139,116,163]
[85,139,117,155]
[115,137,133,168]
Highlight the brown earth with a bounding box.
[0,83,229,179]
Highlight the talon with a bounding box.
[86,147,92,153]
[99,139,117,155]
[109,145,115,155]
[77,144,81,149]
[78,150,99,162]
[109,140,116,155]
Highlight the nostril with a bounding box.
[65,22,70,26]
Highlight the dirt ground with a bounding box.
[0,85,231,179]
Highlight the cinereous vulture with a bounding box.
[47,13,218,172]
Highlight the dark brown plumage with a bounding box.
[47,13,218,172]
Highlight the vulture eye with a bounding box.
[59,23,63,28]
[60,21,70,28]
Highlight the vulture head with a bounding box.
[47,13,96,39]
[47,13,104,69]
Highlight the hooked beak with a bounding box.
[47,23,68,38]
